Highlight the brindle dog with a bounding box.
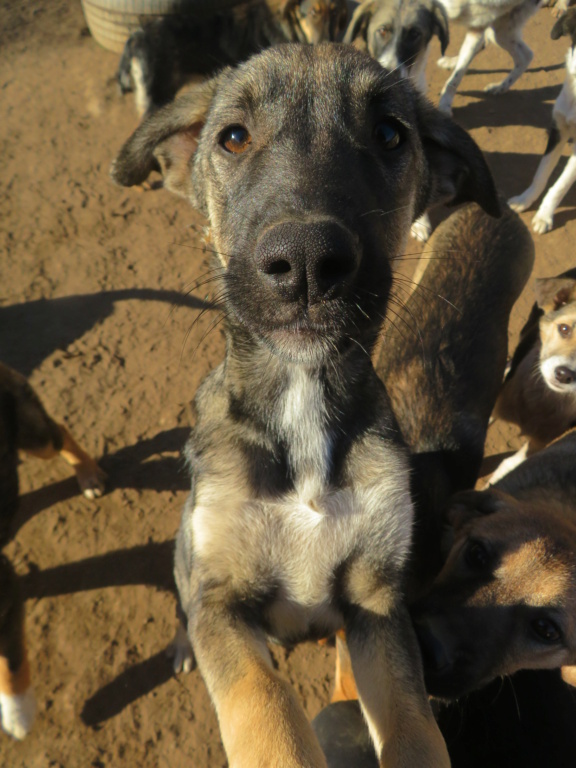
[112,43,499,768]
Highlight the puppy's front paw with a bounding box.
[0,689,36,740]
[76,462,107,500]
[410,217,432,242]
[484,81,509,95]
[508,195,529,212]
[167,624,196,674]
[532,212,553,234]
[437,55,458,70]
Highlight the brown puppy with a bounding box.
[491,266,576,482]
[331,202,534,704]
[413,428,576,699]
[112,43,500,767]
[0,362,105,739]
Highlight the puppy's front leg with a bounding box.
[347,604,449,768]
[191,596,328,768]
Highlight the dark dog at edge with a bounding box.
[0,362,105,739]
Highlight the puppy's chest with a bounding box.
[192,370,409,615]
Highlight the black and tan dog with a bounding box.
[413,428,576,699]
[112,43,500,767]
[118,0,348,116]
[490,266,576,482]
[0,362,105,739]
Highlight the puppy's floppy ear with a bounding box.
[446,489,511,529]
[110,75,221,204]
[416,99,501,218]
[551,8,576,40]
[343,0,375,44]
[431,0,450,55]
[535,276,576,311]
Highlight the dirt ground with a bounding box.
[1,1,576,765]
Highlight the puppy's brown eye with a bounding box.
[374,119,403,150]
[531,618,562,644]
[558,323,572,338]
[465,541,489,570]
[221,126,252,154]
[378,25,392,38]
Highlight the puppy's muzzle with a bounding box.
[255,221,360,305]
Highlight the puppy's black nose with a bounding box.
[555,366,576,385]
[254,221,359,304]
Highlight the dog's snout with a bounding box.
[555,365,576,385]
[254,222,359,304]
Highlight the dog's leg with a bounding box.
[484,23,534,95]
[25,423,106,499]
[509,122,568,214]
[438,30,485,115]
[347,605,450,768]
[486,441,530,485]
[0,558,35,740]
[191,599,328,768]
[532,149,576,233]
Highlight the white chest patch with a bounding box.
[279,367,333,499]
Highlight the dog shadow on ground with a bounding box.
[19,538,178,727]
[452,83,562,131]
[13,427,192,724]
[0,289,212,376]
[13,426,191,535]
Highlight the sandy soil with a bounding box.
[1,1,575,765]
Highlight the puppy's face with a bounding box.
[112,44,497,364]
[345,0,449,75]
[292,0,348,44]
[412,490,576,699]
[536,276,576,393]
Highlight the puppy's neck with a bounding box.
[223,326,377,493]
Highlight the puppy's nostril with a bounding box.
[555,366,576,384]
[265,260,291,276]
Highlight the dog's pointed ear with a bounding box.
[431,0,450,55]
[110,75,222,204]
[561,665,576,686]
[416,100,501,218]
[343,0,375,44]
[535,276,576,311]
[446,489,512,529]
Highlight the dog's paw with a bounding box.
[410,217,432,242]
[484,81,509,95]
[76,462,107,500]
[507,195,530,212]
[167,625,196,674]
[437,55,458,70]
[532,212,554,234]
[0,689,36,740]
